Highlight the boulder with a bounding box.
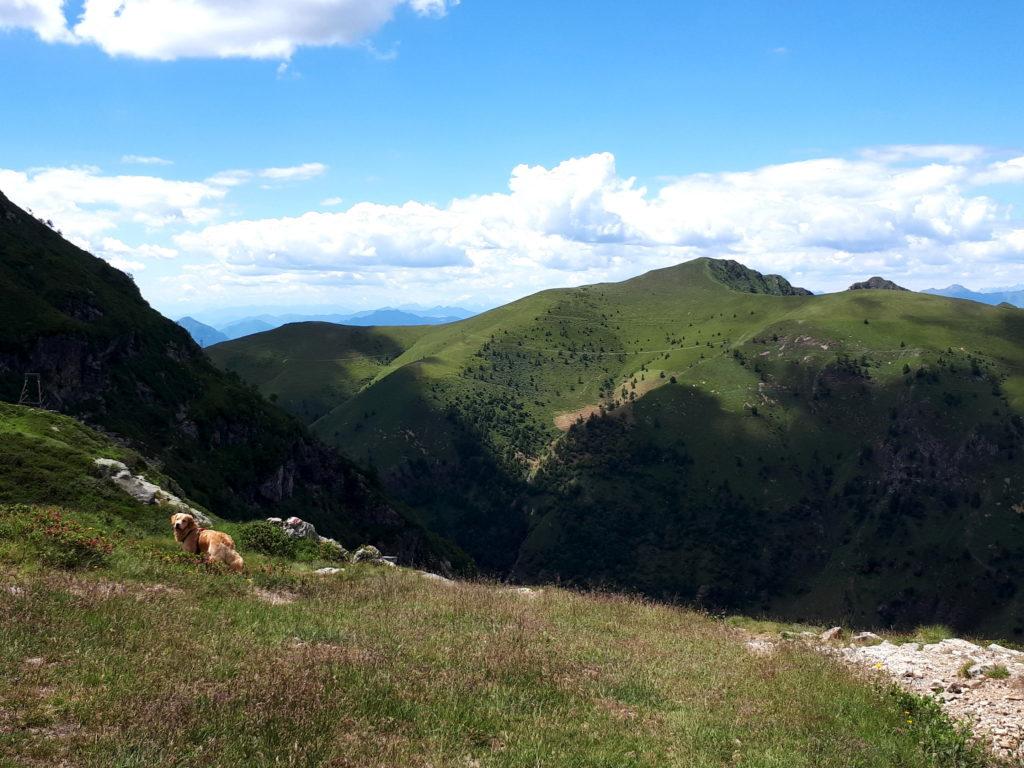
[820,626,843,642]
[352,545,383,564]
[851,631,883,646]
[317,537,349,562]
[282,516,318,541]
[315,567,343,576]
[94,458,212,525]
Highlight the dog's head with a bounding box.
[170,512,196,536]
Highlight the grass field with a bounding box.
[0,501,994,768]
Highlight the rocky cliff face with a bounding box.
[0,190,466,571]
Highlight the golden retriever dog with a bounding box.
[170,513,244,572]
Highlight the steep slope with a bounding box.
[0,190,466,570]
[210,257,1024,634]
[176,316,228,347]
[0,401,175,528]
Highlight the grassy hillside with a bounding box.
[211,258,1024,635]
[0,402,178,530]
[0,501,992,768]
[208,322,430,423]
[0,190,465,571]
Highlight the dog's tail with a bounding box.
[211,543,245,573]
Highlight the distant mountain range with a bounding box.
[176,316,228,347]
[922,284,1024,307]
[177,307,477,346]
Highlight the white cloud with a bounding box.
[122,154,173,166]
[5,146,1024,312]
[107,257,146,273]
[100,236,178,260]
[861,144,988,165]
[170,148,1024,305]
[971,156,1024,186]
[260,163,327,181]
[71,0,457,60]
[0,0,73,42]
[0,165,223,281]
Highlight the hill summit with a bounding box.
[849,276,909,291]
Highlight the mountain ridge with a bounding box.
[211,256,1024,634]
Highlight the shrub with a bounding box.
[910,624,955,645]
[237,521,296,558]
[318,539,349,562]
[26,508,112,569]
[886,685,989,767]
[983,664,1010,680]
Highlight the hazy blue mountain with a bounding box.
[220,318,277,339]
[923,284,1024,307]
[343,309,463,326]
[211,307,476,340]
[176,316,228,347]
[394,305,477,319]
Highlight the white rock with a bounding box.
[851,631,882,645]
[820,626,843,642]
[419,571,454,585]
[314,567,343,576]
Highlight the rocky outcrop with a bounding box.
[837,637,1024,762]
[93,458,212,526]
[848,276,909,291]
[707,259,813,296]
[266,515,351,557]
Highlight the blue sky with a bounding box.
[2,0,1023,319]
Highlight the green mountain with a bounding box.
[0,190,466,571]
[212,257,1024,636]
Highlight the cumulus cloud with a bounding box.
[171,149,1024,304]
[71,0,457,60]
[0,0,73,42]
[0,165,225,239]
[4,146,1024,310]
[972,156,1024,186]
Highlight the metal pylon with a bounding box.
[18,373,43,408]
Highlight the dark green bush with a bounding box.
[237,521,296,558]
